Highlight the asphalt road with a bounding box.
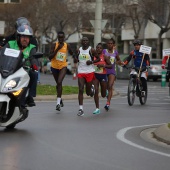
[0,74,169,170]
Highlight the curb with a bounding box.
[152,124,170,145]
[35,90,120,101]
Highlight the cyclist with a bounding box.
[93,43,112,114]
[162,55,170,83]
[123,39,150,97]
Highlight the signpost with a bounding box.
[139,45,152,55]
[139,45,152,76]
[162,48,170,56]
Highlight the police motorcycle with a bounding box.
[0,47,43,129]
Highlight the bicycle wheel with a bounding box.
[127,78,136,106]
[139,89,147,105]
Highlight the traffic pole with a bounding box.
[94,0,102,48]
[161,70,166,87]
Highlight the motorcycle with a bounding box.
[0,47,43,129]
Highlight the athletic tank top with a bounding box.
[94,53,106,74]
[78,46,95,73]
[51,42,68,69]
[103,49,118,75]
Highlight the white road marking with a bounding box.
[116,123,170,157]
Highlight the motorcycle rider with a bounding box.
[123,39,150,96]
[0,17,38,51]
[3,24,38,115]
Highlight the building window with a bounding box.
[0,0,20,3]
[11,0,20,2]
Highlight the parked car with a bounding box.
[148,59,163,81]
[47,61,72,75]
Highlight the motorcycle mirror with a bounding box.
[33,52,44,59]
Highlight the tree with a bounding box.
[141,0,170,58]
[0,0,82,53]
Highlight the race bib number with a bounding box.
[56,52,66,61]
[79,54,90,61]
[94,65,103,73]
[110,57,115,64]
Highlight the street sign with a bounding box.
[139,45,152,54]
[90,20,107,30]
[162,48,170,56]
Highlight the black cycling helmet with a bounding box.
[15,17,30,29]
[133,39,143,45]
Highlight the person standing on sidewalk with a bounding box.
[49,31,75,111]
[103,38,124,111]
[74,37,100,116]
[93,43,112,114]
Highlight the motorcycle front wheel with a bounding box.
[127,78,136,106]
[6,123,16,129]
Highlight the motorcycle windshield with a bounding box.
[0,47,22,78]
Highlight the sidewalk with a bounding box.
[152,124,170,145]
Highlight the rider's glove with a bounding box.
[31,64,38,71]
[162,64,165,69]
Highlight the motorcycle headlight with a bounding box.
[5,80,17,88]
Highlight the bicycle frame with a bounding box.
[127,67,148,106]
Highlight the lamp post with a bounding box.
[94,0,102,47]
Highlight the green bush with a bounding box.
[168,123,170,129]
[37,85,79,95]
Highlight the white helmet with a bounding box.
[15,17,30,29]
[17,24,33,36]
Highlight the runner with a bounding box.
[93,43,112,114]
[74,37,100,116]
[49,31,75,111]
[103,38,123,111]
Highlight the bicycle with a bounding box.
[125,66,149,106]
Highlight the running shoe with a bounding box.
[93,108,100,115]
[56,104,61,111]
[104,104,110,111]
[90,84,95,97]
[60,99,64,107]
[77,109,84,116]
